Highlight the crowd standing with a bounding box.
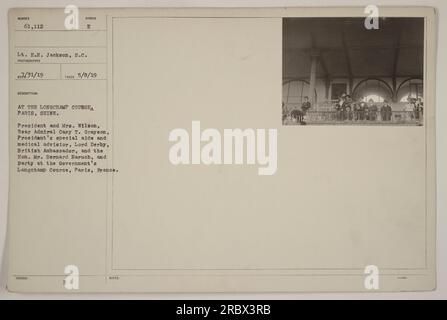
[283,94,424,125]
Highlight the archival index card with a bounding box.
[7,7,438,293]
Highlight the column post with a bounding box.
[309,50,319,106]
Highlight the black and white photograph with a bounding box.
[283,18,425,126]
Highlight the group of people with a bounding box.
[333,94,393,122]
[404,97,424,120]
[282,93,424,125]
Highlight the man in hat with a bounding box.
[359,102,367,121]
[385,100,393,121]
[353,101,361,121]
[335,94,346,121]
[346,105,354,121]
[344,95,353,121]
[368,99,378,121]
[405,97,415,121]
[301,96,312,113]
[380,101,387,121]
[364,101,370,121]
[413,97,424,120]
[381,100,392,122]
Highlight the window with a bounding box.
[400,94,421,103]
[331,83,348,100]
[353,79,393,103]
[283,80,317,108]
[397,79,423,102]
[362,94,385,103]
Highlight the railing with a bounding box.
[285,111,423,125]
